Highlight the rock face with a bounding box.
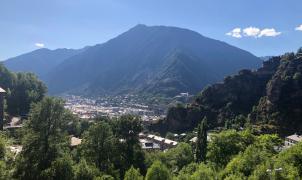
[152,51,302,136]
[251,55,302,135]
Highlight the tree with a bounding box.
[0,135,6,159]
[158,143,194,173]
[7,72,46,116]
[112,115,146,175]
[74,159,101,180]
[41,155,74,180]
[191,163,216,180]
[207,130,255,167]
[145,161,171,180]
[80,121,118,177]
[14,97,73,180]
[196,117,207,163]
[124,166,143,180]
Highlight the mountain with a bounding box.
[3,48,87,77]
[151,50,302,136]
[43,24,261,96]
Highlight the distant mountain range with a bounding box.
[3,24,261,97]
[4,48,88,77]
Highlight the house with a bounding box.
[70,137,82,147]
[284,134,302,147]
[145,134,178,150]
[140,139,160,151]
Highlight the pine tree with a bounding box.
[196,117,207,163]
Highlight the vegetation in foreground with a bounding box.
[0,97,301,179]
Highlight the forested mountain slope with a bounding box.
[153,49,302,136]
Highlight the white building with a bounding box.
[284,134,302,147]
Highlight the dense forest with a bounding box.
[0,49,302,179]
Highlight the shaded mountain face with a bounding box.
[152,51,302,136]
[3,48,86,77]
[44,24,261,96]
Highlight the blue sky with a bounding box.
[1,0,302,60]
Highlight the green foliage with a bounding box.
[293,72,302,80]
[196,117,207,163]
[41,155,74,180]
[0,64,47,116]
[222,145,273,178]
[190,163,216,180]
[145,161,172,180]
[274,142,302,177]
[163,143,194,173]
[80,121,117,174]
[0,135,6,159]
[124,166,143,180]
[74,159,100,180]
[112,115,146,175]
[0,160,11,180]
[207,130,255,167]
[14,97,72,180]
[176,163,199,180]
[7,72,46,116]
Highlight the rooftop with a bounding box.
[70,137,82,146]
[0,87,6,93]
[286,134,302,142]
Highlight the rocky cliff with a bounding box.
[150,49,302,136]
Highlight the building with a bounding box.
[146,134,178,150]
[70,137,82,147]
[285,134,302,147]
[140,139,160,151]
[0,87,6,130]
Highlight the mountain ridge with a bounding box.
[3,24,261,97]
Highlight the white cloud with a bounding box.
[35,43,45,48]
[258,28,281,37]
[295,25,302,31]
[226,28,242,38]
[243,27,260,37]
[226,27,281,38]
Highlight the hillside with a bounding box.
[4,48,86,77]
[152,49,302,136]
[43,24,261,96]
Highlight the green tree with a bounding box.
[207,130,255,167]
[176,163,199,180]
[14,97,73,180]
[0,135,6,159]
[145,161,171,180]
[196,117,207,163]
[159,143,194,173]
[190,163,216,180]
[124,166,143,180]
[41,155,74,180]
[0,160,10,180]
[80,121,118,177]
[7,72,46,116]
[74,159,100,180]
[113,115,146,175]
